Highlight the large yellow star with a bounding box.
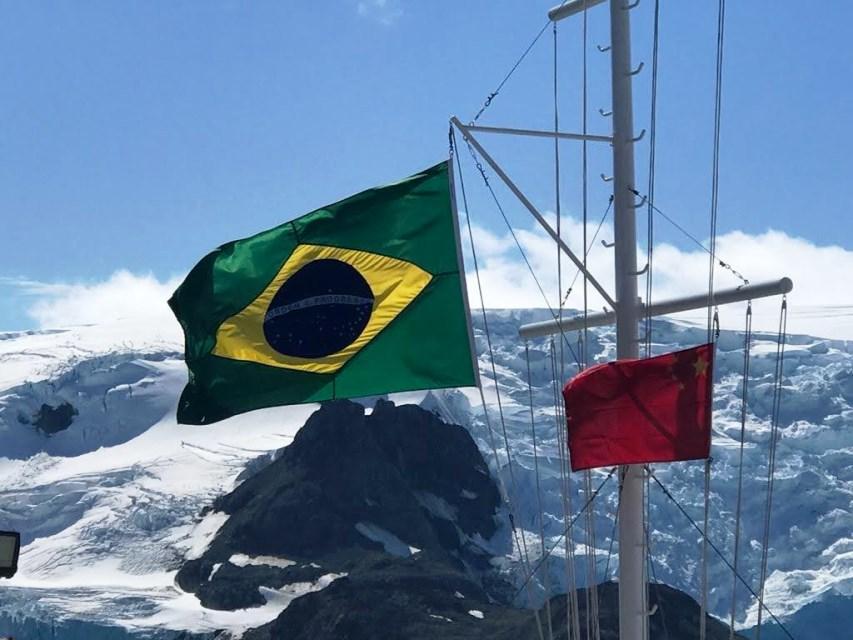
[693,355,709,378]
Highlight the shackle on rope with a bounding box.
[712,308,721,341]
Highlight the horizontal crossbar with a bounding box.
[518,278,793,339]
[549,0,607,22]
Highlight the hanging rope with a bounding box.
[728,302,753,639]
[551,22,583,640]
[583,470,601,640]
[699,456,712,640]
[451,130,546,640]
[644,0,661,359]
[708,0,727,336]
[602,475,623,581]
[577,6,602,636]
[551,341,582,640]
[755,298,788,640]
[551,31,572,640]
[459,133,584,638]
[580,0,590,373]
[700,308,720,640]
[646,486,671,640]
[702,0,728,630]
[647,540,671,640]
[553,20,564,375]
[647,467,796,640]
[527,344,555,640]
[643,5,662,634]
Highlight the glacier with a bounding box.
[0,310,850,638]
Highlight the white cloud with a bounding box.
[461,218,853,341]
[6,225,852,342]
[9,270,182,330]
[356,0,403,26]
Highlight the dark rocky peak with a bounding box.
[176,400,504,610]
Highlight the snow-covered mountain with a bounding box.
[0,310,850,638]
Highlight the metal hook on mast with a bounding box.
[629,129,646,143]
[623,0,640,9]
[600,173,613,182]
[627,61,644,76]
[599,108,613,117]
[630,194,647,209]
[630,263,649,275]
[597,44,611,52]
[601,239,615,248]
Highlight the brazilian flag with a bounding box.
[169,161,478,424]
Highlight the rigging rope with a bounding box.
[551,27,574,640]
[644,5,662,634]
[630,189,749,287]
[708,0,727,334]
[552,21,582,636]
[461,138,583,371]
[553,21,563,374]
[755,298,788,640]
[645,477,671,640]
[699,456,712,640]
[647,537,671,640]
[602,476,623,582]
[527,344,555,640]
[699,309,720,640]
[512,467,618,601]
[469,0,576,123]
[729,302,753,639]
[580,0,590,372]
[583,470,601,640]
[579,4,600,638]
[702,0,728,634]
[471,20,550,124]
[647,467,796,640]
[551,341,582,640]
[451,130,546,640]
[560,196,613,310]
[644,0,661,359]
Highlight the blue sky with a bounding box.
[2,1,852,333]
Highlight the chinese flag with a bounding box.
[563,344,713,471]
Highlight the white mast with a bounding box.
[606,0,646,637]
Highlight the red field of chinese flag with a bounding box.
[563,344,714,472]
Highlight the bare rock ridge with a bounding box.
[177,399,503,611]
[177,399,744,639]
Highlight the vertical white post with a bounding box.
[608,0,646,639]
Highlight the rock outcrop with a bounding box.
[177,399,503,611]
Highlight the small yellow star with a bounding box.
[693,356,709,378]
